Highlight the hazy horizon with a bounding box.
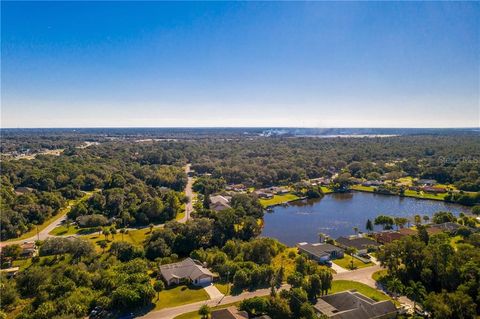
[2,2,479,128]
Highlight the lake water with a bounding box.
[261,192,472,246]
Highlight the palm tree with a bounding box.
[414,214,421,226]
[422,215,430,224]
[353,227,359,237]
[198,304,211,319]
[119,228,125,241]
[365,219,373,233]
[98,240,107,253]
[149,223,154,233]
[103,228,110,240]
[345,247,357,270]
[387,277,404,300]
[154,280,165,301]
[405,281,426,311]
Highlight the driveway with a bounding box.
[331,262,349,274]
[333,264,381,288]
[202,284,224,300]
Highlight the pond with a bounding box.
[261,192,472,246]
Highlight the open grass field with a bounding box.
[333,256,373,270]
[259,193,301,208]
[81,227,152,252]
[330,280,390,301]
[350,185,376,192]
[153,285,209,311]
[403,189,448,201]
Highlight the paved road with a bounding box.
[178,164,193,223]
[0,192,94,247]
[139,285,290,319]
[139,264,386,319]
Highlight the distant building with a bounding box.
[20,242,37,258]
[226,184,247,192]
[422,186,447,194]
[0,267,19,279]
[417,179,437,186]
[335,236,380,254]
[159,258,216,286]
[398,228,417,236]
[313,290,397,319]
[209,195,232,211]
[211,306,249,319]
[254,190,274,199]
[297,242,344,263]
[374,231,406,244]
[14,187,34,195]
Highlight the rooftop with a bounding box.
[314,290,397,319]
[159,258,214,282]
[335,236,380,251]
[298,242,343,258]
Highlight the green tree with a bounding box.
[153,280,164,301]
[386,277,404,300]
[198,304,210,319]
[404,281,426,311]
[365,219,373,233]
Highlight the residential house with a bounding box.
[417,179,437,186]
[226,184,247,192]
[374,231,406,244]
[0,267,19,279]
[159,258,216,286]
[362,180,384,187]
[398,228,417,236]
[254,190,274,199]
[313,290,397,319]
[422,186,447,194]
[20,241,37,258]
[211,307,248,319]
[297,242,344,263]
[14,187,34,195]
[335,236,380,254]
[209,195,232,212]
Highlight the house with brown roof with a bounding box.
[159,258,216,286]
[313,290,397,319]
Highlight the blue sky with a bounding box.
[2,1,479,128]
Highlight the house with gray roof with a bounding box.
[335,236,380,254]
[159,258,216,286]
[297,242,344,263]
[209,195,232,211]
[314,290,397,319]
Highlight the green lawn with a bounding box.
[403,190,448,201]
[81,227,152,252]
[330,280,390,301]
[372,269,388,282]
[259,193,301,208]
[153,285,209,310]
[320,186,334,194]
[49,224,79,236]
[333,256,373,270]
[6,191,94,242]
[350,185,376,192]
[214,282,230,295]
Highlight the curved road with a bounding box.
[139,264,384,319]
